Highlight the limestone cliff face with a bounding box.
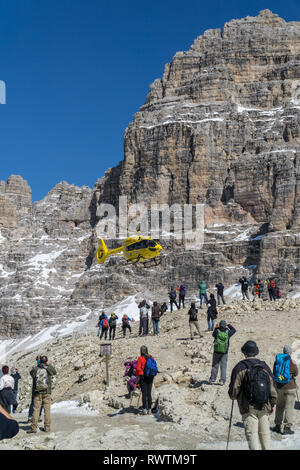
[99,10,300,230]
[96,9,300,289]
[1,10,300,337]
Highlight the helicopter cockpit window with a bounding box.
[126,240,157,251]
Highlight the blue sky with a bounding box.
[1,0,300,201]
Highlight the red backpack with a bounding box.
[269,280,275,289]
[102,318,109,328]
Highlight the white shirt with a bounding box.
[0,374,15,390]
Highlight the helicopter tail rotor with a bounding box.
[96,238,109,265]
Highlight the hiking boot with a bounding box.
[42,428,51,433]
[27,429,37,434]
[141,408,148,415]
[272,424,282,434]
[219,380,225,386]
[147,409,151,415]
[283,427,294,435]
[208,379,215,385]
[27,417,32,423]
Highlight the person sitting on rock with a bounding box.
[124,360,138,398]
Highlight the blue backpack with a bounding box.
[144,357,158,377]
[273,354,291,384]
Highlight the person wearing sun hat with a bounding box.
[228,341,277,450]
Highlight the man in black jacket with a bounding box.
[239,277,250,300]
[215,282,226,305]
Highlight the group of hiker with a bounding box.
[96,300,169,340]
[239,276,282,301]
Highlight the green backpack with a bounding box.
[214,330,229,353]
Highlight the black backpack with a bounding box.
[189,308,198,321]
[242,361,270,409]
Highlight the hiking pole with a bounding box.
[293,378,300,403]
[137,390,141,408]
[226,400,234,451]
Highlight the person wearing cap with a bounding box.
[208,321,236,385]
[27,355,56,434]
[228,341,277,450]
[272,345,298,435]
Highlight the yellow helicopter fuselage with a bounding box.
[96,236,163,266]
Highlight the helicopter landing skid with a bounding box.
[141,257,162,268]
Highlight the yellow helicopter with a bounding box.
[96,235,163,267]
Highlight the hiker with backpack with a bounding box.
[253,279,264,301]
[27,355,56,434]
[207,293,218,331]
[100,314,109,340]
[272,345,298,435]
[136,345,158,415]
[108,313,118,340]
[239,277,250,300]
[228,341,277,450]
[215,282,226,305]
[188,302,203,340]
[138,300,150,336]
[178,284,186,309]
[168,287,179,312]
[209,321,236,385]
[267,278,276,301]
[198,280,208,308]
[151,302,162,336]
[97,312,106,337]
[0,366,17,414]
[122,314,134,337]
